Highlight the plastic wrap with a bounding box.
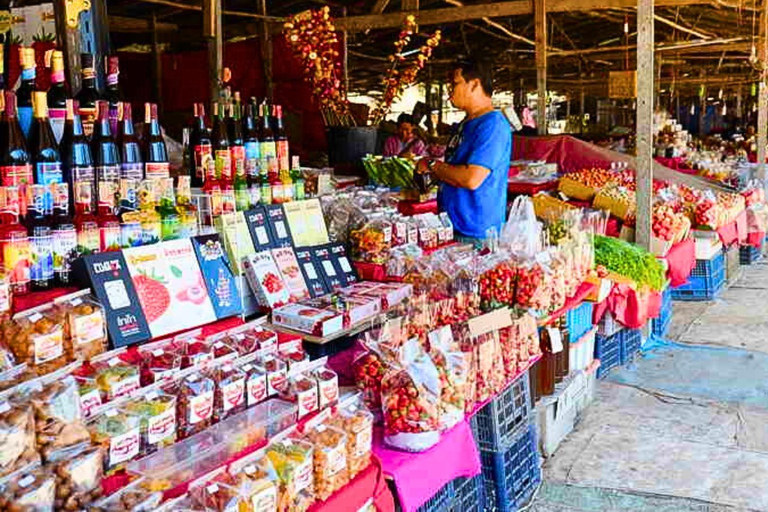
[0,401,38,477]
[303,424,349,501]
[266,439,315,512]
[7,307,71,376]
[139,347,181,386]
[240,360,268,408]
[93,356,141,401]
[0,464,56,511]
[280,374,318,419]
[87,407,141,475]
[124,390,177,455]
[501,196,543,258]
[211,363,247,422]
[177,372,216,439]
[428,326,467,430]
[58,294,107,361]
[47,444,103,509]
[329,402,373,478]
[30,376,91,459]
[232,458,280,512]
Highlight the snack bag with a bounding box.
[232,457,280,512]
[90,479,162,511]
[512,257,553,313]
[47,444,103,509]
[7,306,71,376]
[477,253,516,312]
[240,360,268,408]
[0,463,56,511]
[303,424,349,501]
[124,390,177,455]
[139,347,181,386]
[211,363,247,422]
[329,401,373,478]
[266,439,315,512]
[280,373,319,419]
[0,400,39,477]
[351,340,386,417]
[450,322,477,413]
[87,407,141,475]
[427,325,467,430]
[473,330,505,401]
[93,356,141,401]
[177,372,216,439]
[58,293,107,361]
[30,376,91,459]
[315,367,339,409]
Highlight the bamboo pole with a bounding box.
[636,0,654,251]
[535,0,547,134]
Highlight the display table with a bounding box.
[398,199,438,216]
[309,456,396,512]
[663,237,696,287]
[374,420,481,512]
[13,287,79,314]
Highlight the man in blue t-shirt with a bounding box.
[417,58,511,248]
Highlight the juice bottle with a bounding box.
[118,178,142,248]
[0,186,31,295]
[73,180,100,256]
[157,177,180,240]
[51,183,77,286]
[26,184,54,290]
[139,180,161,245]
[97,180,121,251]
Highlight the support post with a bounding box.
[151,12,163,114]
[203,0,223,103]
[636,0,654,250]
[342,8,349,95]
[53,0,82,93]
[758,0,768,179]
[259,0,273,101]
[535,0,547,134]
[580,86,585,134]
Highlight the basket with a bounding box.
[479,422,541,512]
[558,176,598,201]
[451,475,484,512]
[740,244,763,265]
[472,371,533,452]
[417,479,455,512]
[566,301,594,343]
[595,331,622,379]
[619,329,643,364]
[672,252,725,301]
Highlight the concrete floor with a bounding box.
[532,256,768,512]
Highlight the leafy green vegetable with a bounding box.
[594,235,666,291]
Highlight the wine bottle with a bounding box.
[243,102,261,186]
[259,101,276,177]
[0,186,31,295]
[73,180,100,256]
[118,102,144,180]
[29,91,63,213]
[92,100,120,186]
[0,92,34,219]
[75,53,99,138]
[274,104,290,172]
[212,102,231,186]
[190,103,212,188]
[229,103,248,211]
[118,178,142,248]
[143,103,169,179]
[51,182,77,286]
[46,50,68,144]
[17,47,36,139]
[60,99,95,213]
[105,55,122,135]
[97,179,121,251]
[26,184,53,290]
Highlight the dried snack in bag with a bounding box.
[177,338,214,369]
[47,443,103,510]
[0,401,38,478]
[0,463,56,511]
[87,407,141,475]
[315,367,339,409]
[177,372,215,439]
[240,361,268,407]
[93,356,141,401]
[352,340,386,416]
[191,479,251,512]
[124,390,177,455]
[280,373,318,419]
[140,347,181,386]
[233,458,279,512]
[428,326,467,430]
[7,307,71,376]
[0,340,16,372]
[266,439,315,512]
[329,402,373,478]
[211,363,246,422]
[90,479,162,512]
[303,424,349,501]
[30,376,91,459]
[58,294,107,361]
[260,355,287,397]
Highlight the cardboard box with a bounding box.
[244,206,275,252]
[312,245,344,291]
[265,204,293,248]
[271,247,310,302]
[329,243,358,285]
[242,251,291,309]
[295,247,328,298]
[215,211,257,275]
[192,234,243,319]
[272,303,344,337]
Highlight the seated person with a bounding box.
[383,113,426,157]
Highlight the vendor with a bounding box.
[383,113,427,157]
[417,58,511,248]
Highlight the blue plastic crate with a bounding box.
[595,331,622,379]
[672,252,725,301]
[417,480,455,512]
[479,422,541,512]
[473,371,532,452]
[652,287,673,337]
[451,475,484,512]
[619,329,643,364]
[566,301,594,342]
[740,244,763,265]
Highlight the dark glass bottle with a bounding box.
[51,182,77,286]
[61,99,95,213]
[259,101,276,176]
[46,50,68,144]
[105,55,122,135]
[92,100,121,191]
[274,105,290,172]
[190,103,212,188]
[143,103,169,179]
[0,92,34,219]
[26,184,53,291]
[212,102,231,186]
[118,102,144,180]
[243,102,261,186]
[97,179,121,252]
[75,53,99,138]
[29,91,63,213]
[73,180,99,256]
[17,47,36,139]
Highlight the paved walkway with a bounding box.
[532,256,768,512]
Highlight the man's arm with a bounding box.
[417,159,490,190]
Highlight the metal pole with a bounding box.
[758,0,768,179]
[636,0,654,250]
[535,0,547,135]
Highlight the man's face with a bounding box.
[448,69,474,110]
[398,122,414,141]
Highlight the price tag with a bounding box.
[547,327,563,354]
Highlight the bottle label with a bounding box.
[244,141,260,179]
[72,166,95,183]
[145,162,170,180]
[120,162,144,181]
[141,218,161,246]
[1,165,33,215]
[49,108,66,144]
[231,145,246,177]
[3,233,30,287]
[79,107,97,138]
[195,143,213,180]
[29,230,54,282]
[215,150,232,181]
[52,226,77,274]
[108,105,120,136]
[100,224,121,252]
[35,162,63,212]
[161,215,179,241]
[277,140,290,171]
[96,164,120,183]
[121,221,143,248]
[259,141,277,172]
[77,223,100,255]
[98,181,117,209]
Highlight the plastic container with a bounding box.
[565,301,594,342]
[451,474,484,512]
[124,390,178,455]
[569,328,596,373]
[594,331,622,379]
[415,479,454,512]
[672,252,726,301]
[303,424,349,501]
[619,329,643,365]
[740,244,763,265]
[472,370,532,452]
[57,293,108,361]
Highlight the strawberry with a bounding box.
[133,273,171,323]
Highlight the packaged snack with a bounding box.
[266,439,314,511]
[0,340,16,373]
[0,401,39,477]
[225,332,258,357]
[30,377,91,458]
[278,349,310,373]
[473,330,505,401]
[261,355,288,396]
[140,347,181,386]
[124,390,177,455]
[211,363,247,422]
[47,444,103,510]
[271,247,310,302]
[58,294,107,361]
[303,424,349,501]
[7,307,71,375]
[93,356,141,401]
[428,326,467,430]
[349,216,392,265]
[272,303,344,338]
[90,479,162,512]
[191,479,251,512]
[177,372,216,439]
[177,338,214,369]
[0,464,56,511]
[73,374,103,419]
[87,407,141,475]
[211,339,239,362]
[315,368,339,409]
[234,459,279,512]
[281,374,318,419]
[243,251,291,309]
[240,361,268,407]
[329,403,373,478]
[0,364,35,393]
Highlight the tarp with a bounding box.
[513,135,731,193]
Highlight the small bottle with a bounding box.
[105,55,122,135]
[26,184,54,291]
[157,177,179,240]
[243,102,261,186]
[51,183,77,286]
[73,180,100,255]
[190,103,212,188]
[45,50,68,144]
[118,178,142,248]
[97,180,121,251]
[138,180,161,245]
[16,47,37,139]
[176,175,198,238]
[0,186,31,295]
[291,155,305,200]
[143,103,169,179]
[0,92,34,218]
[92,100,121,192]
[29,92,63,213]
[228,95,246,187]
[75,53,99,138]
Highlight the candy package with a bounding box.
[240,360,268,407]
[87,407,141,475]
[92,356,141,401]
[90,478,162,512]
[427,326,467,431]
[260,355,288,397]
[47,443,103,509]
[30,376,91,458]
[57,293,107,362]
[210,363,247,422]
[177,372,216,439]
[7,307,71,376]
[280,374,318,419]
[139,347,181,386]
[190,478,252,512]
[232,458,280,512]
[124,390,177,455]
[0,400,38,477]
[315,367,339,409]
[266,439,315,512]
[328,402,373,478]
[303,424,349,501]
[0,463,56,511]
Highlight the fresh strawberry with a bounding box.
[133,273,171,323]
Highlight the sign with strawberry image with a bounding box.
[124,239,217,338]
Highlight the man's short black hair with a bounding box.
[452,57,494,97]
[397,113,415,126]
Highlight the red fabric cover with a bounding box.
[592,298,609,325]
[507,179,558,195]
[398,199,439,216]
[13,287,79,314]
[513,135,622,172]
[310,456,395,512]
[354,262,389,282]
[716,221,739,247]
[540,282,596,326]
[606,283,659,329]
[606,217,622,238]
[655,157,682,170]
[747,231,765,249]
[664,237,696,287]
[736,209,748,244]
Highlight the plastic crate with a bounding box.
[480,422,541,512]
[565,301,594,342]
[619,329,643,364]
[740,244,763,265]
[594,331,622,379]
[473,371,533,452]
[417,480,455,512]
[451,475,484,512]
[652,287,673,337]
[672,252,725,301]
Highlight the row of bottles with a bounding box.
[0,176,197,295]
[186,95,305,213]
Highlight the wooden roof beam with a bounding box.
[548,38,750,56]
[109,14,178,32]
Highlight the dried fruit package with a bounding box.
[177,373,216,440]
[513,257,553,313]
[473,330,505,401]
[87,407,141,475]
[124,390,177,455]
[7,306,71,376]
[0,340,16,373]
[139,347,181,386]
[328,402,373,478]
[93,356,141,401]
[30,376,91,459]
[266,439,315,512]
[177,338,214,369]
[211,363,247,422]
[315,367,339,409]
[233,458,280,512]
[0,463,56,511]
[477,254,515,312]
[191,478,252,512]
[260,355,288,397]
[0,401,39,477]
[349,216,392,264]
[498,326,519,381]
[240,360,268,407]
[280,373,319,419]
[47,444,103,509]
[548,251,567,313]
[451,323,477,413]
[58,293,107,361]
[90,478,162,512]
[427,326,467,431]
[381,338,441,452]
[303,424,349,501]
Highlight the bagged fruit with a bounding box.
[513,257,553,313]
[303,424,349,501]
[281,373,319,419]
[231,457,280,512]
[315,367,339,409]
[477,253,516,312]
[177,372,216,439]
[93,356,141,401]
[266,439,315,512]
[427,325,467,430]
[87,407,141,475]
[328,401,373,478]
[240,360,268,408]
[29,376,91,459]
[351,341,386,417]
[7,306,71,376]
[210,363,247,422]
[0,463,56,511]
[57,293,107,362]
[124,390,177,455]
[47,443,103,510]
[139,347,181,386]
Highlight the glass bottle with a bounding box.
[118,178,142,248]
[60,99,95,214]
[29,92,62,213]
[143,103,169,179]
[51,182,77,286]
[157,177,180,240]
[212,102,232,186]
[97,179,120,252]
[291,155,305,201]
[75,53,99,138]
[92,100,121,200]
[259,102,276,179]
[118,102,144,180]
[0,92,34,219]
[73,180,100,256]
[274,104,290,172]
[243,102,261,186]
[105,55,122,135]
[228,96,245,189]
[26,184,53,290]
[139,180,161,245]
[0,186,31,295]
[17,47,36,139]
[190,103,212,189]
[45,50,68,144]
[176,175,198,238]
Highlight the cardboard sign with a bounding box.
[215,211,256,275]
[294,247,328,298]
[329,243,358,285]
[284,199,330,247]
[311,244,344,292]
[192,234,243,319]
[76,252,151,348]
[467,307,513,338]
[244,206,275,252]
[265,204,293,248]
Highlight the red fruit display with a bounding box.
[132,274,171,323]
